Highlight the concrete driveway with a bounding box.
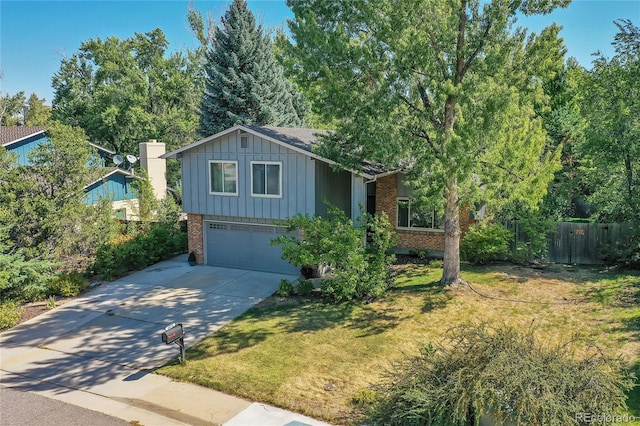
[0,255,330,426]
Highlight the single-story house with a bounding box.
[0,126,166,220]
[162,125,476,274]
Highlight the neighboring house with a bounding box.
[162,125,476,274]
[0,125,47,165]
[0,126,166,221]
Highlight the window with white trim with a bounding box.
[209,160,238,195]
[397,198,444,230]
[251,161,282,197]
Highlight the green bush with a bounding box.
[369,323,634,426]
[47,272,89,297]
[0,251,53,301]
[601,221,640,268]
[296,279,315,296]
[276,279,294,297]
[92,223,187,280]
[0,301,24,330]
[273,207,395,302]
[461,222,513,264]
[510,215,553,263]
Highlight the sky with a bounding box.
[1,0,639,105]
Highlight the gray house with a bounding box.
[162,125,375,274]
[163,125,475,274]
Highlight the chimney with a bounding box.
[139,140,166,200]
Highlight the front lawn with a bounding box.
[158,262,640,425]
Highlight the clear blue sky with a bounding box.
[1,0,639,105]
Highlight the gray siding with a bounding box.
[182,131,315,219]
[315,160,352,218]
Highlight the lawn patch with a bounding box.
[158,264,640,425]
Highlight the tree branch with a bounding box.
[480,160,524,181]
[462,19,492,78]
[455,0,468,85]
[408,127,441,159]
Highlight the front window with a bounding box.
[209,160,237,195]
[397,198,444,230]
[251,161,282,197]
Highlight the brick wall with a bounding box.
[187,213,204,264]
[374,173,473,253]
[375,174,397,222]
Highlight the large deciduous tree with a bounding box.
[579,19,640,222]
[197,0,308,137]
[51,29,200,178]
[286,0,566,286]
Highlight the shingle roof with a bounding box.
[162,124,397,178]
[245,125,328,153]
[0,126,47,146]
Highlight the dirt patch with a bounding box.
[13,280,108,327]
[16,297,73,325]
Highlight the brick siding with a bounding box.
[187,213,204,264]
[375,173,473,253]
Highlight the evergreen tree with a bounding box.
[198,0,308,137]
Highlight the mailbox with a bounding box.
[162,323,184,344]
[161,322,186,363]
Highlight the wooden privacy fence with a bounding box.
[507,221,631,265]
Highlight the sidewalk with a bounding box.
[0,255,332,426]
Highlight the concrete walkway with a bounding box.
[0,255,332,426]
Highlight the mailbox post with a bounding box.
[161,322,185,363]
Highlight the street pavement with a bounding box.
[0,255,332,426]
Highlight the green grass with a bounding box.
[158,263,640,425]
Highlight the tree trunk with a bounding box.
[441,176,464,287]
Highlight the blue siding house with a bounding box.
[1,126,140,220]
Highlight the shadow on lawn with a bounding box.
[393,280,452,314]
[580,274,640,415]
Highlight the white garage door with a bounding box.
[205,222,299,274]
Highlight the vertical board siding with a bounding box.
[315,161,352,217]
[85,173,135,204]
[182,131,316,219]
[5,134,49,165]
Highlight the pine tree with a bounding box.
[198,0,308,137]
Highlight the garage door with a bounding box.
[205,221,299,274]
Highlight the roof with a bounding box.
[0,126,47,146]
[162,125,395,179]
[84,167,136,189]
[245,125,328,152]
[88,141,116,155]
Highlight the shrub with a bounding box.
[273,207,396,301]
[352,389,377,407]
[369,323,633,426]
[601,221,640,268]
[92,223,187,280]
[0,251,53,301]
[296,279,315,296]
[0,301,24,330]
[47,272,89,297]
[513,216,553,263]
[461,222,513,264]
[276,279,294,297]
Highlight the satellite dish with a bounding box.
[113,155,124,166]
[126,155,138,165]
